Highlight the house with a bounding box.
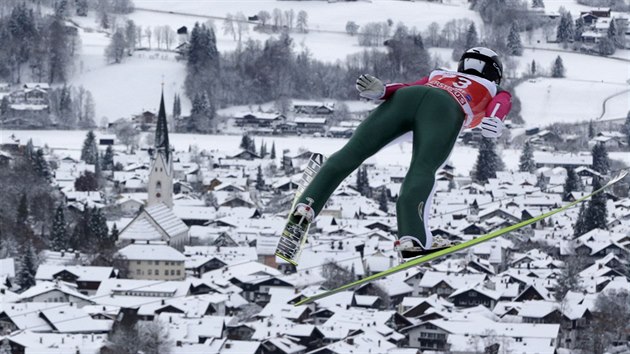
[34,265,116,295]
[448,285,501,309]
[294,117,327,134]
[17,280,94,307]
[3,331,107,353]
[293,102,334,115]
[132,110,157,130]
[403,316,560,353]
[233,112,285,129]
[117,242,187,281]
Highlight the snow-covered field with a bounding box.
[0,129,517,175]
[65,0,630,128]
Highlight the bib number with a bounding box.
[453,77,472,89]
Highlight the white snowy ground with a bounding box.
[68,1,630,127]
[4,130,630,177]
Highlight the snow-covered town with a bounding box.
[1,0,630,353]
[1,88,629,353]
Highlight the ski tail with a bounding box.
[294,170,628,306]
[275,153,325,265]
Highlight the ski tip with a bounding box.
[607,170,629,186]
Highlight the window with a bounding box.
[156,181,162,192]
[176,270,181,276]
[470,291,477,297]
[516,337,523,342]
[155,261,160,266]
[137,260,141,265]
[155,269,159,275]
[136,269,141,275]
[170,270,175,276]
[148,269,152,275]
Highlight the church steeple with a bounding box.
[147,87,173,209]
[154,87,170,162]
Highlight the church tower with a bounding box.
[147,89,173,208]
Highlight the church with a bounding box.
[117,90,189,251]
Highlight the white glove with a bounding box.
[356,74,385,100]
[480,117,504,138]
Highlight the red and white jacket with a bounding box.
[382,70,512,129]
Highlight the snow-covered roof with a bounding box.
[19,281,92,303]
[118,217,163,241]
[117,243,186,261]
[39,305,112,333]
[144,203,189,236]
[35,265,114,282]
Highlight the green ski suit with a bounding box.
[294,85,464,247]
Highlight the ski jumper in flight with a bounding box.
[290,47,513,259]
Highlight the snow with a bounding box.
[516,78,630,127]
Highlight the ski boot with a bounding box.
[395,235,459,260]
[275,198,315,265]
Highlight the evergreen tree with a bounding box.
[172,93,181,118]
[255,165,265,191]
[75,171,99,191]
[473,138,503,184]
[531,60,537,76]
[551,56,565,78]
[0,96,9,117]
[189,92,214,133]
[507,23,523,56]
[532,0,544,7]
[574,203,587,236]
[33,149,50,181]
[25,139,35,162]
[356,166,371,197]
[624,111,630,148]
[16,240,37,290]
[240,134,252,151]
[185,23,220,104]
[465,23,478,49]
[379,188,388,213]
[588,120,596,139]
[248,138,256,154]
[270,142,276,159]
[102,145,114,170]
[519,141,536,173]
[536,172,548,190]
[607,20,617,46]
[556,11,574,43]
[260,141,267,158]
[574,17,585,42]
[563,167,583,201]
[81,130,98,164]
[583,177,608,232]
[110,223,119,243]
[17,192,28,226]
[89,207,109,250]
[591,143,610,175]
[50,204,67,251]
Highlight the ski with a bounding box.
[295,170,628,306]
[275,153,325,265]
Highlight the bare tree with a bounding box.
[138,321,172,354]
[163,26,175,50]
[114,120,139,152]
[235,12,249,45]
[321,260,356,290]
[284,9,295,30]
[144,27,152,49]
[223,13,236,40]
